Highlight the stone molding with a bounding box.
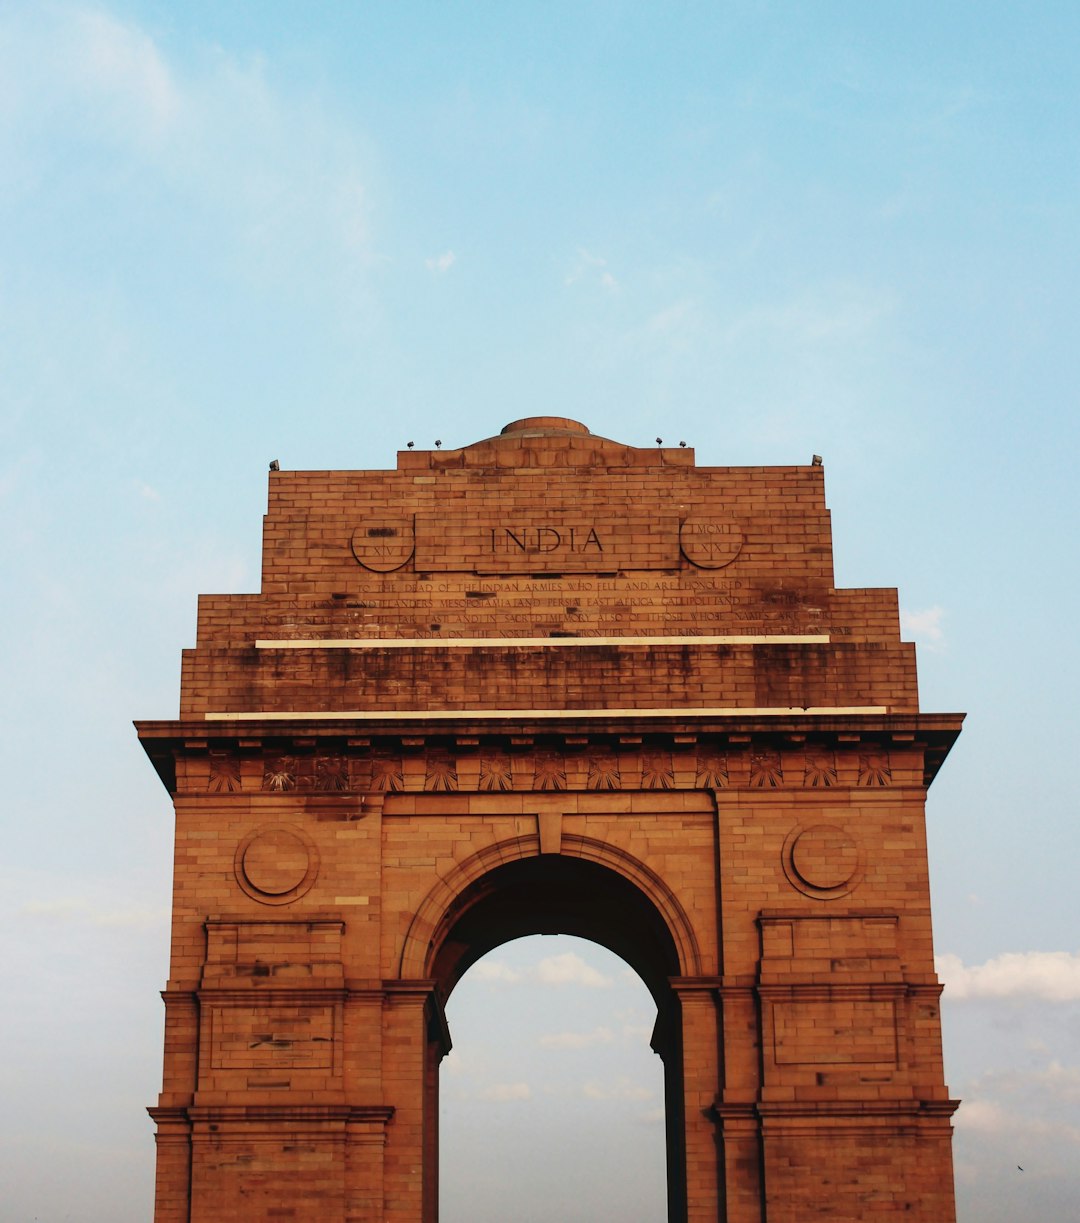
[138,715,961,796]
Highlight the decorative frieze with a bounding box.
[179,736,899,795]
[478,751,513,791]
[208,750,241,792]
[586,752,621,790]
[803,750,837,788]
[642,751,675,789]
[859,749,893,787]
[750,748,783,788]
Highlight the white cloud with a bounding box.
[645,300,696,339]
[726,286,891,346]
[72,7,180,144]
[19,898,168,928]
[0,5,376,284]
[0,4,180,153]
[620,299,703,365]
[20,898,84,920]
[582,1077,653,1102]
[539,1026,614,1050]
[565,247,618,292]
[534,951,613,988]
[470,950,614,989]
[479,1082,531,1102]
[974,1061,1080,1107]
[901,604,946,651]
[621,1022,655,1046]
[469,960,524,984]
[938,950,1080,1001]
[1036,1061,1080,1102]
[955,1095,1080,1146]
[955,1097,1010,1134]
[426,250,456,274]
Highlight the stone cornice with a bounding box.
[136,712,963,794]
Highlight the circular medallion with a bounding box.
[782,823,861,899]
[679,516,743,569]
[235,825,318,905]
[350,517,415,572]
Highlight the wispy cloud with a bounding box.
[426,250,456,274]
[565,247,618,292]
[539,1026,614,1050]
[727,286,890,345]
[20,897,168,928]
[938,950,1080,1001]
[70,7,181,145]
[956,1095,1080,1146]
[1036,1061,1080,1103]
[469,959,524,984]
[901,604,946,651]
[478,1081,531,1102]
[132,478,161,502]
[955,1097,1010,1134]
[582,1077,653,1102]
[534,951,613,988]
[0,4,377,284]
[471,951,614,989]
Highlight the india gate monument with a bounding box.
[138,417,961,1221]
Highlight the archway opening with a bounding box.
[439,935,666,1223]
[424,854,688,1222]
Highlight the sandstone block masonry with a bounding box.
[139,416,961,1222]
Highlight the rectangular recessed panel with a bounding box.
[209,1005,335,1070]
[773,1000,898,1066]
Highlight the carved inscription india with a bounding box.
[414,511,679,573]
[489,525,603,556]
[352,512,744,575]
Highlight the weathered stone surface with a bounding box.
[140,418,960,1221]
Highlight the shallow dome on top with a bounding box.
[499,416,592,437]
[458,416,625,450]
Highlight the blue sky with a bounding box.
[2,3,1079,1219]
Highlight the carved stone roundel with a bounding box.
[679,516,743,569]
[791,824,858,890]
[235,825,318,904]
[351,517,415,572]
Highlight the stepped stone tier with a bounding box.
[139,417,962,1222]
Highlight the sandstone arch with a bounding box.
[140,419,962,1221]
[400,832,704,989]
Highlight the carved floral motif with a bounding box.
[263,755,298,792]
[245,743,904,795]
[642,751,675,790]
[315,755,351,791]
[478,752,513,791]
[803,751,837,788]
[370,755,404,792]
[587,754,621,790]
[425,753,459,792]
[858,750,892,787]
[532,753,567,791]
[750,748,783,788]
[695,752,729,789]
[208,751,241,793]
